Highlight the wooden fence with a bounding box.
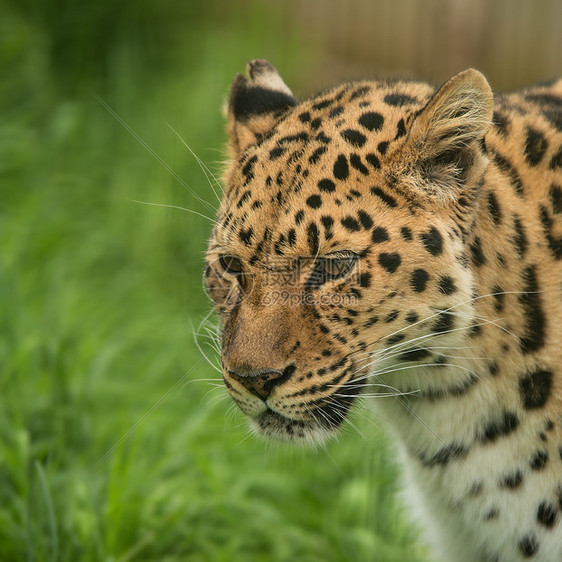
[282,0,562,92]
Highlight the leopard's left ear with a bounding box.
[406,69,493,199]
[226,59,297,157]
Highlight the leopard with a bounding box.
[204,59,562,561]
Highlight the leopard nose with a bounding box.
[227,368,285,400]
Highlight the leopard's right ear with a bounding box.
[226,60,297,157]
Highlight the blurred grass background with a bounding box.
[0,0,560,560]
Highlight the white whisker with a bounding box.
[95,94,216,214]
[128,198,215,223]
[165,122,222,203]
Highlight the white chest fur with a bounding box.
[372,363,562,562]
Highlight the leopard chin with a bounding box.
[249,409,338,447]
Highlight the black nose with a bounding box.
[227,368,285,400]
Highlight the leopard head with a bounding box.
[204,60,493,445]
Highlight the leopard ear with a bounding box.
[226,59,297,157]
[407,69,493,198]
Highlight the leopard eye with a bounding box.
[219,255,243,275]
[319,252,357,280]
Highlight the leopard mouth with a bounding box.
[225,362,363,444]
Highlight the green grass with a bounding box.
[0,2,427,560]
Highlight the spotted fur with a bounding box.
[205,60,562,561]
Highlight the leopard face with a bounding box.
[205,60,492,444]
